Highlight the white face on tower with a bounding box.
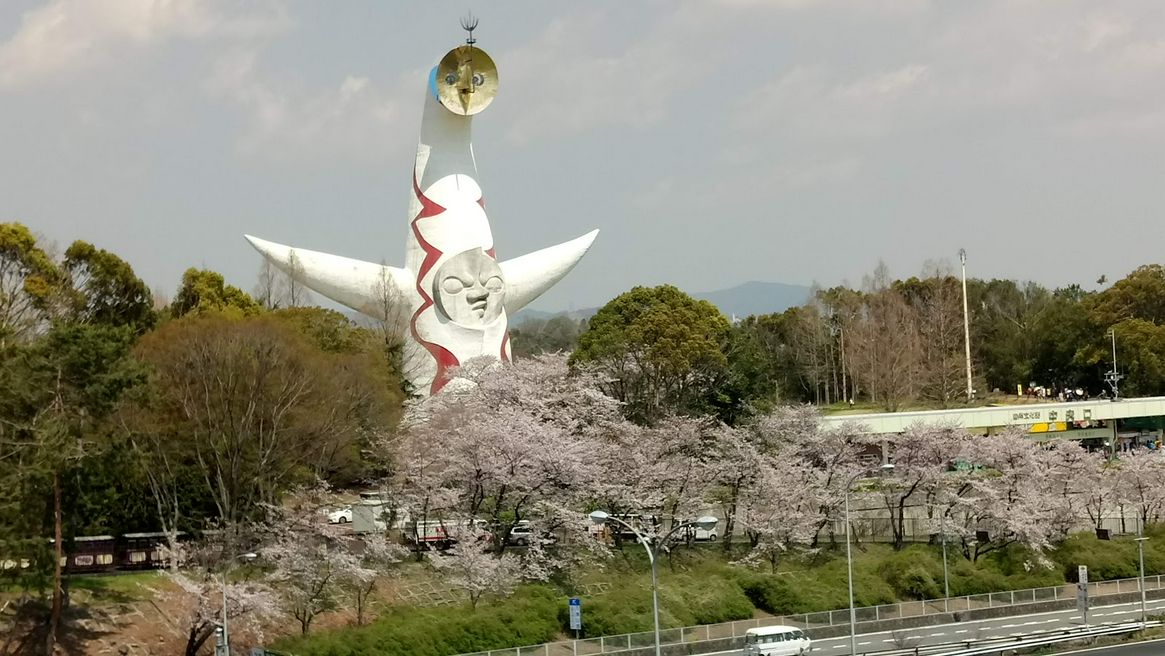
[433,248,505,327]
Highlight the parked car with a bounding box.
[683,524,718,542]
[328,506,353,524]
[505,520,558,547]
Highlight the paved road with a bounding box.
[805,598,1165,655]
[1054,638,1165,655]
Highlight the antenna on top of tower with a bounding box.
[461,13,479,46]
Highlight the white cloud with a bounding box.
[0,0,289,89]
[737,63,932,143]
[836,64,929,102]
[499,7,730,143]
[204,49,413,162]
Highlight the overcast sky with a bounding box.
[3,1,1165,312]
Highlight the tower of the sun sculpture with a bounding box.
[245,25,598,395]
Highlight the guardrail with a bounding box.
[919,621,1158,656]
[453,574,1165,656]
[849,621,1159,656]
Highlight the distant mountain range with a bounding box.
[512,281,811,325]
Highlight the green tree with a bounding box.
[571,285,730,423]
[1031,286,1097,392]
[1076,319,1165,397]
[0,322,144,650]
[170,268,261,318]
[0,222,63,344]
[510,314,585,358]
[967,279,1042,392]
[132,314,396,528]
[1086,264,1165,327]
[720,313,796,421]
[62,240,156,332]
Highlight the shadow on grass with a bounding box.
[1,596,114,656]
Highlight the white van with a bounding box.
[743,625,811,656]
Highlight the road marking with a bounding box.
[954,629,968,634]
[929,632,945,637]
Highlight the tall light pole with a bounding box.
[589,512,718,656]
[940,513,950,605]
[1105,328,1123,401]
[219,552,258,656]
[1136,530,1149,627]
[845,463,895,656]
[959,249,973,402]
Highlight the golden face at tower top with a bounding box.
[435,45,499,116]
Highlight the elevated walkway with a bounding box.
[819,396,1165,438]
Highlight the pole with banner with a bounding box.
[569,597,582,640]
[1076,565,1089,628]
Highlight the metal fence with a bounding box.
[455,573,1165,656]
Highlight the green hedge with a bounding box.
[730,566,895,616]
[275,586,561,656]
[276,529,1165,655]
[570,573,754,637]
[1050,531,1162,582]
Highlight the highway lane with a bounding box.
[804,598,1165,655]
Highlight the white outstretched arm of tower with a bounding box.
[498,229,599,314]
[243,234,412,320]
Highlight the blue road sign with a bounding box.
[568,597,582,630]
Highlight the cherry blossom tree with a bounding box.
[428,533,526,609]
[1114,448,1165,527]
[755,407,868,546]
[735,453,823,571]
[342,533,408,626]
[708,423,763,550]
[1042,440,1095,539]
[159,567,280,656]
[259,487,377,635]
[1079,450,1119,530]
[400,355,620,552]
[954,429,1060,561]
[877,423,962,550]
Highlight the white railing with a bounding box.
[454,574,1165,656]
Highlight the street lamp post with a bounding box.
[959,249,973,403]
[219,552,258,656]
[1136,531,1149,627]
[844,464,895,656]
[589,511,718,656]
[940,513,950,605]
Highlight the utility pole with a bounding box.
[959,249,973,402]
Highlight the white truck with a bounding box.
[404,518,488,550]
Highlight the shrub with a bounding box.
[1051,534,1139,582]
[670,575,754,624]
[879,546,943,599]
[729,565,894,616]
[276,586,561,656]
[577,572,755,636]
